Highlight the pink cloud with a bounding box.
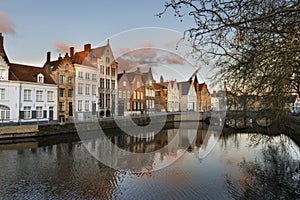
[0,11,16,34]
[54,41,83,53]
[140,41,154,48]
[162,55,184,65]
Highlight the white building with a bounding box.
[166,80,180,112]
[73,41,118,120]
[73,62,98,121]
[178,81,197,111]
[0,33,57,124]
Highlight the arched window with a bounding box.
[37,73,44,83]
[0,105,10,121]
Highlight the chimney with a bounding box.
[84,43,91,53]
[0,33,3,49]
[46,51,51,63]
[70,47,74,58]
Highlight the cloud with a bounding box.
[161,55,184,65]
[54,41,70,52]
[0,11,16,34]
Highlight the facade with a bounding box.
[117,67,155,116]
[74,62,98,121]
[0,33,57,124]
[178,80,198,111]
[166,80,180,112]
[142,68,155,114]
[44,51,75,123]
[74,42,118,119]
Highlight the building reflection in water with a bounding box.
[83,125,213,173]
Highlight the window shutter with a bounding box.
[20,111,24,119]
[32,111,37,119]
[43,110,47,118]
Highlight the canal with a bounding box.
[0,124,299,199]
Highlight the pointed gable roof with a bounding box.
[178,81,193,95]
[9,63,56,84]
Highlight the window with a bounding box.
[92,74,97,81]
[133,91,136,99]
[92,85,96,95]
[123,91,126,99]
[47,91,54,101]
[0,109,9,121]
[37,74,44,83]
[85,73,90,80]
[59,102,64,111]
[99,93,104,109]
[106,79,110,89]
[119,90,122,98]
[59,75,65,84]
[65,64,69,71]
[78,100,82,111]
[68,89,73,97]
[0,88,5,100]
[106,94,110,108]
[100,65,104,74]
[36,106,43,118]
[68,76,73,84]
[0,69,5,80]
[100,78,104,89]
[36,90,43,101]
[127,102,130,110]
[137,92,140,99]
[127,90,130,98]
[106,57,110,64]
[24,106,31,119]
[59,88,65,97]
[85,100,89,111]
[106,67,110,75]
[141,92,143,100]
[141,102,143,110]
[111,80,115,89]
[78,71,83,78]
[78,83,83,94]
[85,84,90,95]
[24,90,32,101]
[137,81,140,88]
[111,68,116,77]
[123,81,126,87]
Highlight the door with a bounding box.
[49,107,53,121]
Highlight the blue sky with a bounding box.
[0,0,221,87]
[0,0,193,66]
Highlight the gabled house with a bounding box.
[0,33,57,124]
[73,41,118,119]
[191,75,212,112]
[44,51,75,123]
[178,80,197,112]
[166,80,180,112]
[117,67,155,116]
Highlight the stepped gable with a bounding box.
[73,43,107,67]
[9,63,56,84]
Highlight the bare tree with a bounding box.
[158,0,300,117]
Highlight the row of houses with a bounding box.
[0,33,212,124]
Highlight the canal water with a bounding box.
[0,125,299,199]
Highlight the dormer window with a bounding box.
[0,69,5,80]
[37,73,44,83]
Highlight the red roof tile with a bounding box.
[9,63,56,84]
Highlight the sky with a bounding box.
[0,0,219,86]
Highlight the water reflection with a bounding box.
[0,125,299,199]
[225,134,300,200]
